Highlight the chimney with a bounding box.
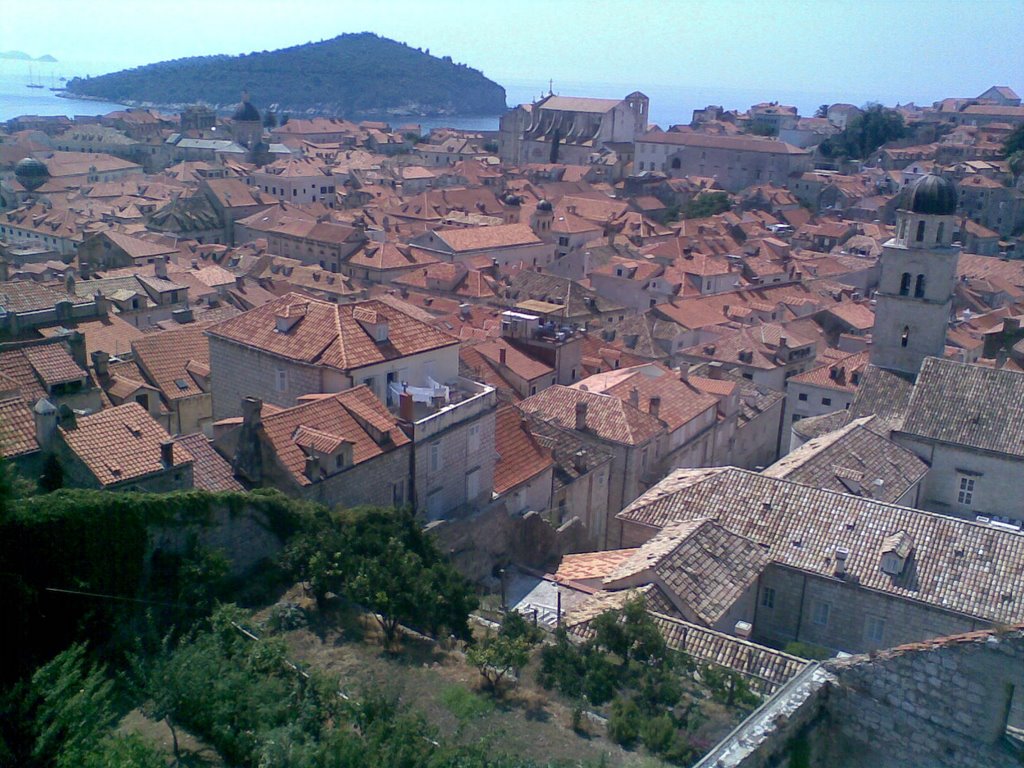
[33,398,58,448]
[91,350,110,378]
[94,290,111,316]
[834,546,849,578]
[65,331,87,370]
[573,449,587,474]
[679,366,689,383]
[629,387,639,408]
[574,401,588,431]
[499,347,507,365]
[399,391,414,422]
[154,257,168,279]
[160,439,175,468]
[648,395,661,418]
[241,396,263,428]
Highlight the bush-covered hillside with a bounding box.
[64,33,507,117]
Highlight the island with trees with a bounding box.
[63,33,507,118]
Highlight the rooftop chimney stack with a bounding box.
[91,350,110,379]
[33,398,58,449]
[399,391,414,422]
[575,401,588,431]
[834,546,849,578]
[629,387,639,409]
[649,395,661,418]
[160,440,174,468]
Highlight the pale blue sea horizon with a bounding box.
[0,56,934,133]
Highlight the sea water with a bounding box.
[0,57,910,132]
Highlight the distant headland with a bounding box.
[62,33,507,118]
[0,51,58,62]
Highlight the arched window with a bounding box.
[671,157,681,170]
[915,220,926,242]
[901,326,910,348]
[936,222,945,244]
[899,272,911,296]
[914,274,926,298]
[898,218,908,241]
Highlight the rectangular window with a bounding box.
[822,397,832,406]
[864,615,886,644]
[958,475,975,505]
[761,586,775,610]
[430,442,442,472]
[798,393,808,401]
[812,600,830,627]
[275,368,287,392]
[392,480,406,507]
[468,423,481,453]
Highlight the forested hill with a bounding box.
[64,33,507,117]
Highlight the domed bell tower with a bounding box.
[870,174,960,377]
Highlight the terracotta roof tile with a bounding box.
[258,386,409,487]
[207,293,458,372]
[493,406,554,495]
[60,401,191,487]
[23,344,86,388]
[617,466,1024,625]
[173,433,243,491]
[762,417,928,502]
[605,518,769,626]
[132,324,212,402]
[0,397,38,458]
[519,385,664,446]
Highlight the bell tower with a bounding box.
[870,174,960,377]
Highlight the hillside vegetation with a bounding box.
[64,33,507,117]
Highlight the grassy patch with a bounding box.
[440,683,495,721]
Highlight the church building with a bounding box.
[869,173,960,377]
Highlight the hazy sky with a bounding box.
[5,0,1023,106]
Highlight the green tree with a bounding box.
[683,191,731,219]
[815,104,830,118]
[1004,123,1024,156]
[28,644,118,768]
[820,103,905,159]
[607,697,642,747]
[287,507,477,646]
[466,632,532,693]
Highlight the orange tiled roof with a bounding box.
[23,344,86,387]
[207,293,458,372]
[132,324,212,401]
[0,397,38,458]
[258,386,409,487]
[493,406,554,495]
[173,433,244,492]
[60,401,192,487]
[519,385,663,446]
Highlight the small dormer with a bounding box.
[275,302,307,333]
[293,425,353,481]
[880,530,914,576]
[353,305,389,343]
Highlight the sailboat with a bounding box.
[26,64,44,88]
[49,71,63,91]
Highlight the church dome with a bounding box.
[903,173,958,216]
[15,156,49,191]
[536,198,552,212]
[232,92,261,123]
